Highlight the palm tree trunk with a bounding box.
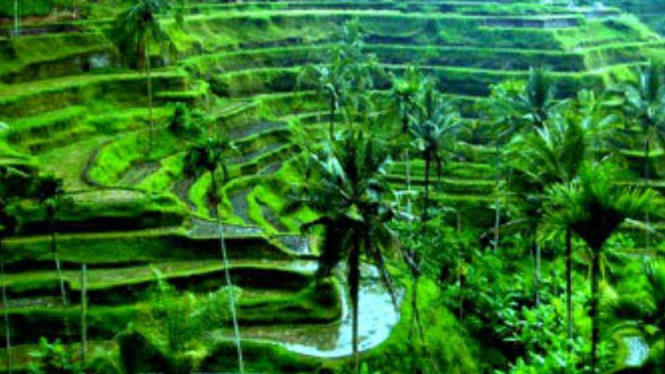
[145,48,154,156]
[81,264,87,369]
[329,97,336,138]
[493,144,501,251]
[458,212,464,321]
[423,156,430,223]
[403,111,411,214]
[661,321,665,369]
[590,248,601,374]
[566,228,573,343]
[0,247,12,374]
[535,236,541,306]
[212,171,245,374]
[13,0,18,38]
[405,149,412,215]
[349,241,361,374]
[644,138,650,251]
[50,206,69,341]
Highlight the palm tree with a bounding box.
[286,130,397,374]
[606,260,665,371]
[508,116,587,339]
[406,90,460,339]
[33,175,70,340]
[543,164,660,373]
[410,89,461,223]
[299,53,351,138]
[518,67,557,130]
[182,136,244,374]
[389,67,425,212]
[488,68,558,250]
[621,61,665,250]
[574,89,620,158]
[391,67,423,135]
[110,0,180,155]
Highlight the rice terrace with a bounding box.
[2,0,665,373]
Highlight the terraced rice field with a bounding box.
[2,0,665,372]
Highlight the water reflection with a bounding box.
[623,336,649,367]
[239,264,402,357]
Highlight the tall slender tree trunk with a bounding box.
[423,156,430,223]
[590,247,602,374]
[13,0,19,38]
[349,241,361,374]
[0,246,12,374]
[566,228,573,343]
[644,138,650,252]
[457,212,464,321]
[405,149,412,215]
[329,97,336,138]
[212,171,245,374]
[409,156,429,340]
[535,236,541,306]
[49,206,69,341]
[146,48,154,156]
[493,144,501,251]
[81,264,88,369]
[403,113,412,215]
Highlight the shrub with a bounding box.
[27,338,82,374]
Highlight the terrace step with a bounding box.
[388,176,495,196]
[390,161,495,180]
[0,71,187,119]
[1,260,318,303]
[0,32,115,83]
[3,106,87,144]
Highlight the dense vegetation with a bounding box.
[1,0,665,373]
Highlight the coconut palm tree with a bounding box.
[33,175,69,340]
[110,0,180,155]
[410,89,462,223]
[389,67,426,212]
[606,260,665,371]
[574,89,620,158]
[483,69,556,253]
[391,67,424,135]
[519,67,557,130]
[182,136,244,374]
[508,115,587,341]
[286,129,397,374]
[299,53,351,138]
[405,89,460,339]
[543,164,660,373]
[621,61,665,250]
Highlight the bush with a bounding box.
[168,102,207,136]
[27,338,82,374]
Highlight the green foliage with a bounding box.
[28,338,82,374]
[108,0,179,68]
[0,0,52,17]
[118,269,234,374]
[168,102,207,136]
